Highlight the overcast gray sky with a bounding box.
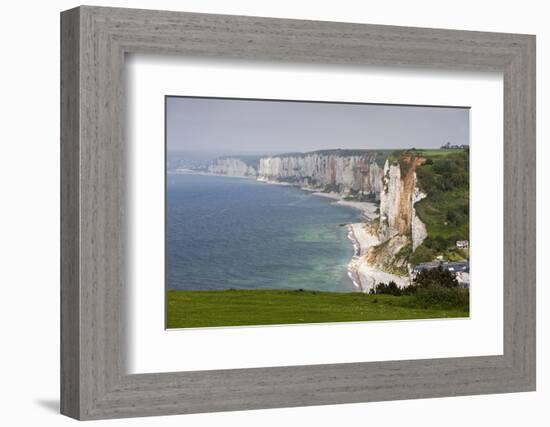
[166,96,469,157]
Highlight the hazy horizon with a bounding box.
[167,96,469,158]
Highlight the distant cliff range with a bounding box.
[206,149,390,199]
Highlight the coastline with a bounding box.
[309,191,409,292]
[311,191,379,220]
[346,222,409,293]
[171,171,408,293]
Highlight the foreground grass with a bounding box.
[166,289,468,328]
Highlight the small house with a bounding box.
[456,240,469,249]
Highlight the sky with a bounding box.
[166,96,469,157]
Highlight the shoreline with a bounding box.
[309,191,408,293]
[171,171,406,292]
[310,191,379,220]
[346,222,409,293]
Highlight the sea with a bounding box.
[166,173,363,292]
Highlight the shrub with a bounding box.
[414,286,469,310]
[424,236,449,253]
[446,210,458,224]
[370,277,469,312]
[414,265,459,288]
[373,281,402,296]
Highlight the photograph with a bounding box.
[165,96,471,329]
[48,2,540,422]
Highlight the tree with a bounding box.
[446,210,458,224]
[373,281,402,296]
[414,266,458,289]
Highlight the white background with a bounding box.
[128,57,503,373]
[0,0,547,426]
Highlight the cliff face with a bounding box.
[378,161,402,240]
[369,157,427,274]
[258,152,384,196]
[208,158,257,177]
[411,187,428,251]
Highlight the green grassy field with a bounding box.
[414,148,465,157]
[166,289,469,329]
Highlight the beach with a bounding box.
[346,223,409,293]
[311,192,378,220]
[310,191,409,292]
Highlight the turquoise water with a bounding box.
[166,174,362,292]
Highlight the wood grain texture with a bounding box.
[60,6,536,420]
[60,7,80,419]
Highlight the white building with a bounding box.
[456,240,469,249]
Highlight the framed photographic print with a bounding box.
[164,96,471,329]
[61,6,536,420]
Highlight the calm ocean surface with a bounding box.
[166,174,363,292]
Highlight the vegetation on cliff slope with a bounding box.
[411,148,469,263]
[378,148,469,265]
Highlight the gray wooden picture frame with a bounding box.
[60,5,536,421]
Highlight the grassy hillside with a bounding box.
[167,289,468,328]
[412,149,469,263]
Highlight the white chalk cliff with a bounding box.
[208,158,257,177]
[367,158,427,275]
[258,151,384,196]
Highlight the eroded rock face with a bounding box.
[370,158,428,274]
[258,152,384,195]
[412,185,428,251]
[367,234,410,275]
[378,161,402,241]
[208,158,257,177]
